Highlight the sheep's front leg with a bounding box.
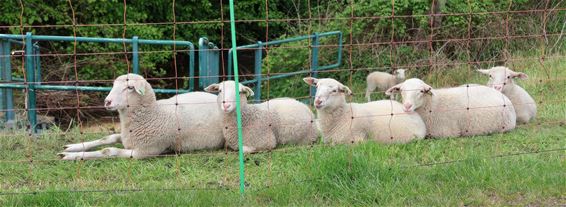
[58,147,153,160]
[63,134,121,152]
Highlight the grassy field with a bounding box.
[0,55,565,206]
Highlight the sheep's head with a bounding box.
[477,66,527,92]
[393,69,406,80]
[303,77,352,110]
[205,81,254,113]
[386,78,433,112]
[104,73,155,111]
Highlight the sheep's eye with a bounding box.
[507,76,510,79]
[420,90,424,93]
[489,75,492,78]
[332,89,337,93]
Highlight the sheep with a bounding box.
[477,66,536,124]
[365,69,406,101]
[303,77,426,144]
[385,78,516,138]
[58,74,224,160]
[204,81,317,153]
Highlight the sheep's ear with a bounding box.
[339,85,352,96]
[242,86,255,97]
[477,69,490,75]
[132,80,146,96]
[204,83,220,93]
[303,77,318,86]
[512,72,528,80]
[385,84,402,95]
[422,84,434,95]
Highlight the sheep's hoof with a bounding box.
[57,152,77,160]
[63,144,85,152]
[57,153,67,159]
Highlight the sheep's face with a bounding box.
[386,78,433,112]
[478,66,527,92]
[104,74,150,111]
[205,81,254,113]
[303,77,352,110]
[393,69,406,80]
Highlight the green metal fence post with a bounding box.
[188,43,195,91]
[25,32,37,133]
[2,41,14,123]
[228,0,246,196]
[132,36,139,74]
[34,43,41,85]
[0,42,4,119]
[254,41,263,102]
[310,32,320,99]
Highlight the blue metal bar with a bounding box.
[132,36,139,74]
[0,34,193,46]
[188,44,195,91]
[34,43,41,85]
[0,42,4,120]
[254,41,263,102]
[2,41,14,122]
[310,33,320,97]
[25,32,37,133]
[0,84,187,94]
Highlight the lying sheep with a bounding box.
[257,98,318,145]
[303,77,426,144]
[58,74,224,160]
[366,69,406,101]
[386,78,516,138]
[205,81,317,153]
[477,66,536,124]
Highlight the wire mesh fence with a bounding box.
[0,0,564,203]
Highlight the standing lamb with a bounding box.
[303,77,426,144]
[477,66,536,124]
[204,81,317,153]
[366,69,406,101]
[386,78,516,138]
[58,74,224,160]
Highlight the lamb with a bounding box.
[303,77,426,144]
[204,81,317,153]
[385,78,516,138]
[58,73,224,160]
[477,66,536,124]
[365,69,406,101]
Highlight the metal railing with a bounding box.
[227,31,343,102]
[0,32,195,132]
[0,31,341,133]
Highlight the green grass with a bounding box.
[0,55,565,206]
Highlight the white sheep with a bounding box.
[58,74,224,160]
[477,66,536,124]
[303,77,426,144]
[386,78,516,138]
[204,81,317,153]
[365,69,406,101]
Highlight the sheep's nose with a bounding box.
[223,103,232,109]
[104,100,112,107]
[315,99,322,105]
[403,103,413,112]
[494,85,503,91]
